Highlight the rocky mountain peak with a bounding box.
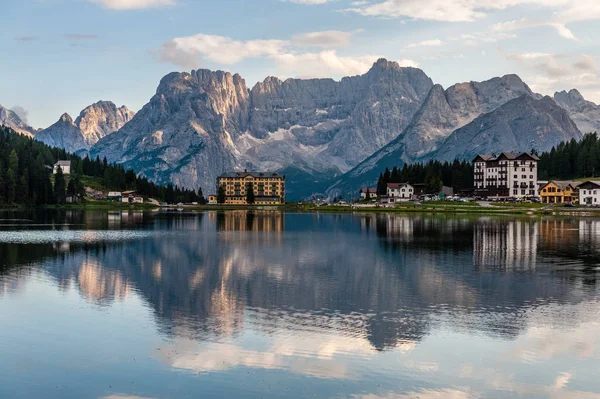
[554,89,587,108]
[59,113,75,124]
[36,102,135,154]
[0,104,37,137]
[372,58,401,71]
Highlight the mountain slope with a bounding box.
[434,95,582,162]
[90,59,434,196]
[0,104,37,137]
[327,75,538,195]
[35,101,134,154]
[554,89,600,134]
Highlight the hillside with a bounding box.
[0,126,203,206]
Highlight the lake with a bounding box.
[1,210,600,399]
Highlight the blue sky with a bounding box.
[2,0,600,128]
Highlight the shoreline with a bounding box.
[3,202,600,217]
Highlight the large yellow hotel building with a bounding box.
[216,171,285,205]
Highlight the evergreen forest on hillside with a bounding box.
[0,126,205,205]
[375,133,600,195]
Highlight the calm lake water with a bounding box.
[1,210,600,399]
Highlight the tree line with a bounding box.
[375,160,474,196]
[538,133,600,180]
[0,126,206,205]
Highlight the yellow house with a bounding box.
[217,171,285,205]
[540,181,579,204]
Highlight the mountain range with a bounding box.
[2,59,596,199]
[34,101,135,155]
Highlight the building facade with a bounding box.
[53,160,71,175]
[360,188,378,199]
[473,152,539,198]
[578,181,600,205]
[387,183,414,200]
[217,171,285,205]
[540,181,579,204]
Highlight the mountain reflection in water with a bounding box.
[1,210,600,399]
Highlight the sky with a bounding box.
[2,0,600,128]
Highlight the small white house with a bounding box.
[107,192,122,202]
[53,160,71,175]
[360,188,378,199]
[579,181,600,205]
[387,183,414,201]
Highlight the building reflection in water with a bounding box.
[473,218,538,269]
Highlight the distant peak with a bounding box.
[59,113,74,123]
[372,58,399,70]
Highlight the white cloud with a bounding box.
[155,34,287,68]
[272,51,380,78]
[154,31,383,79]
[354,388,481,399]
[89,0,175,10]
[344,1,600,38]
[492,18,576,40]
[281,0,335,4]
[397,59,420,68]
[292,29,362,47]
[407,39,442,48]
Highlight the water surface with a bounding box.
[1,210,600,398]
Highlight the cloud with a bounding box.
[155,34,286,67]
[459,31,516,46]
[63,34,99,40]
[291,30,362,47]
[10,106,29,124]
[492,18,576,40]
[407,39,442,48]
[397,59,420,68]
[154,31,381,79]
[271,51,380,78]
[506,52,597,81]
[15,36,39,42]
[280,0,335,4]
[354,388,481,399]
[344,0,600,38]
[89,0,175,10]
[99,396,156,399]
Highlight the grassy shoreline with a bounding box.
[4,201,600,217]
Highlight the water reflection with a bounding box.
[1,211,600,398]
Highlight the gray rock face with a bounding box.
[91,69,250,190]
[91,59,434,195]
[434,95,581,162]
[0,104,37,137]
[35,101,134,153]
[328,75,538,195]
[35,113,87,153]
[554,89,600,134]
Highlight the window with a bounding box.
[514,175,518,179]
[513,189,518,195]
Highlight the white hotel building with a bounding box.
[473,152,539,198]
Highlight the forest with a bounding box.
[0,126,206,205]
[375,160,474,195]
[537,133,600,180]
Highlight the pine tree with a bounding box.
[5,169,16,204]
[246,184,255,204]
[217,185,226,204]
[54,166,66,204]
[197,187,207,205]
